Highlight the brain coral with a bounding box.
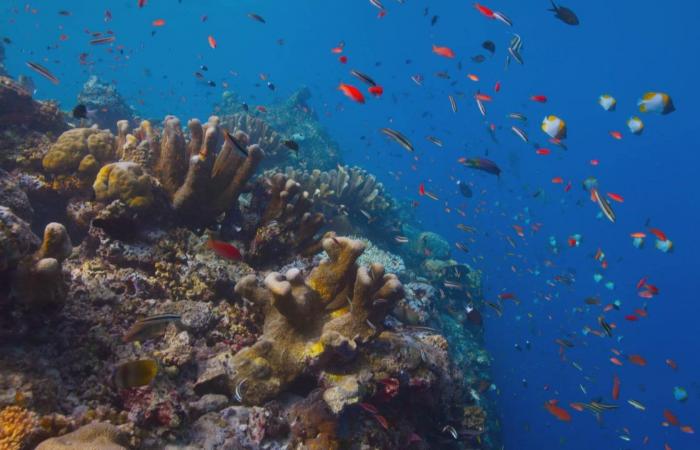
[42,128,115,175]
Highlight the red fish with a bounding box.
[624,314,639,321]
[680,425,694,434]
[636,276,648,290]
[467,73,479,81]
[432,44,455,58]
[665,359,678,370]
[544,400,571,422]
[536,148,551,155]
[368,86,383,97]
[498,292,516,300]
[664,409,680,426]
[208,35,217,48]
[338,83,365,103]
[609,130,623,140]
[418,183,426,196]
[569,402,585,412]
[530,95,547,103]
[634,308,648,317]
[374,414,390,430]
[649,228,668,241]
[256,105,267,113]
[590,159,599,166]
[494,81,501,92]
[475,93,492,102]
[610,357,623,366]
[138,0,146,7]
[607,192,624,203]
[612,374,620,400]
[474,3,495,18]
[338,55,348,64]
[207,239,242,260]
[628,354,647,366]
[152,19,165,26]
[551,177,564,184]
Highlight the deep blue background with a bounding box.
[3,1,699,448]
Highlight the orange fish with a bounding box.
[418,183,426,196]
[530,95,547,103]
[635,308,648,317]
[569,402,585,412]
[649,228,668,241]
[467,73,479,82]
[368,86,383,97]
[663,409,680,426]
[664,444,672,450]
[207,239,241,260]
[612,374,620,400]
[338,83,365,103]
[551,177,564,184]
[544,400,571,422]
[680,425,694,434]
[494,80,501,92]
[628,354,647,366]
[609,130,623,140]
[536,148,551,155]
[208,35,217,48]
[607,192,624,203]
[610,357,624,366]
[630,232,646,239]
[474,3,495,18]
[665,359,678,370]
[590,159,600,166]
[475,93,492,102]
[152,19,165,26]
[432,44,455,58]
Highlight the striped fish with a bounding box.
[448,95,458,113]
[592,188,616,223]
[25,61,59,84]
[380,127,414,152]
[122,313,182,343]
[511,125,529,143]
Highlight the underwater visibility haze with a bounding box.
[0,1,698,449]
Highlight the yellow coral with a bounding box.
[42,128,115,174]
[0,406,39,450]
[305,341,325,358]
[93,161,154,209]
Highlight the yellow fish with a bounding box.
[113,359,158,389]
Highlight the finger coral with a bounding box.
[195,235,403,406]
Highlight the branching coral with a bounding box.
[195,234,403,405]
[270,165,394,231]
[0,405,40,450]
[246,172,325,266]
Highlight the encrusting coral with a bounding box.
[196,234,403,406]
[42,128,115,176]
[93,161,155,210]
[35,422,129,450]
[245,171,325,266]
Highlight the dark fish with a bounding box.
[122,313,182,343]
[194,71,205,80]
[471,54,486,63]
[200,65,208,71]
[482,40,495,54]
[380,128,414,152]
[598,316,613,337]
[72,104,87,119]
[207,80,216,87]
[283,140,299,152]
[241,102,249,112]
[431,15,438,26]
[113,359,158,389]
[90,36,116,45]
[455,242,469,253]
[461,157,501,176]
[426,135,443,147]
[435,71,450,79]
[25,61,59,84]
[248,13,266,23]
[549,1,579,25]
[458,181,472,198]
[350,69,377,87]
[58,10,71,16]
[267,81,275,91]
[225,131,249,157]
[3,37,11,44]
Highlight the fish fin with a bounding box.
[549,0,558,11]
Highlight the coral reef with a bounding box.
[0,405,41,450]
[76,76,135,131]
[219,113,286,169]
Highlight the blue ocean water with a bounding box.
[3,1,699,449]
